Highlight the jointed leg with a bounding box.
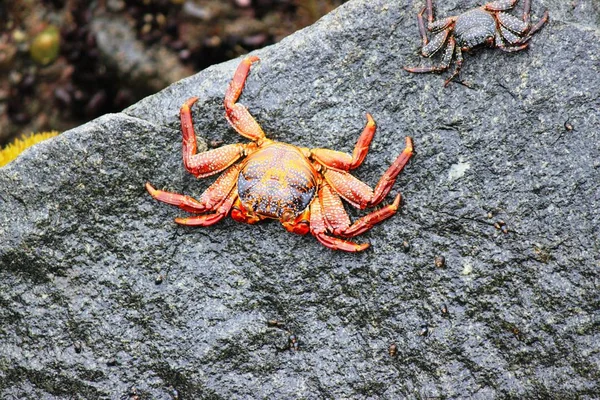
[527,10,549,36]
[416,1,453,46]
[426,0,434,25]
[319,183,402,238]
[224,56,267,143]
[309,193,369,252]
[146,182,208,214]
[175,190,237,227]
[405,36,455,74]
[146,165,240,214]
[323,169,374,209]
[421,29,450,58]
[498,24,523,45]
[324,137,414,209]
[484,0,518,11]
[496,28,529,52]
[319,183,351,233]
[497,43,529,52]
[443,45,463,86]
[311,113,376,171]
[497,12,530,35]
[522,0,531,22]
[369,136,414,206]
[417,7,429,47]
[428,17,455,33]
[180,97,247,178]
[495,1,548,45]
[184,143,246,179]
[340,194,401,238]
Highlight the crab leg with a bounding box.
[525,10,549,37]
[309,192,369,252]
[421,29,451,58]
[484,0,519,12]
[180,97,248,178]
[425,0,434,24]
[370,137,414,206]
[174,190,237,226]
[496,28,529,51]
[521,0,550,33]
[404,36,456,74]
[323,137,414,209]
[318,183,351,233]
[522,0,531,22]
[146,165,240,214]
[497,12,530,35]
[340,194,401,238]
[443,46,463,87]
[319,184,401,238]
[224,56,267,143]
[498,25,523,45]
[495,0,548,45]
[428,17,456,32]
[416,7,429,46]
[146,183,207,213]
[311,114,376,171]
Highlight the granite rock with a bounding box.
[1,0,599,398]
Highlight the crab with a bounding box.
[145,56,414,252]
[404,0,549,86]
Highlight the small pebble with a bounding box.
[178,49,191,61]
[183,2,210,19]
[288,334,299,351]
[494,220,508,234]
[441,303,448,315]
[564,120,574,131]
[12,29,27,43]
[434,255,445,268]
[267,319,287,329]
[107,0,125,12]
[54,87,71,107]
[74,341,83,353]
[402,240,410,253]
[388,343,398,357]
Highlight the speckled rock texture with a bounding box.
[1,0,599,398]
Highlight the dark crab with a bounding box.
[404,0,549,86]
[146,57,414,252]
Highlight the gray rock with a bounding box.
[1,0,599,398]
[91,16,192,96]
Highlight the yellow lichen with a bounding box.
[0,131,60,167]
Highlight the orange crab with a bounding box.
[146,56,414,252]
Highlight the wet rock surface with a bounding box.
[1,0,599,398]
